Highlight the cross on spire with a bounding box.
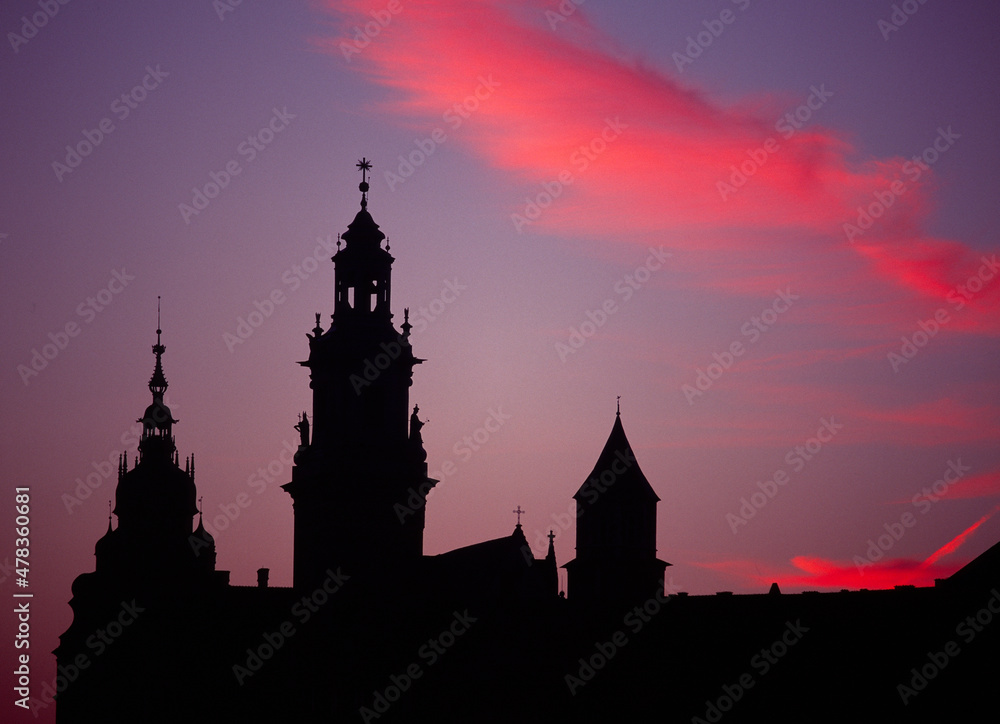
[616,395,621,416]
[356,158,372,209]
[513,505,525,526]
[356,157,372,184]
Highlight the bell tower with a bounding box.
[283,160,435,590]
[563,403,669,609]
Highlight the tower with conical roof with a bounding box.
[283,160,433,589]
[563,403,669,608]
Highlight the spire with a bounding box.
[138,299,177,458]
[333,158,392,322]
[356,157,372,210]
[573,411,659,502]
[149,296,168,395]
[546,530,556,560]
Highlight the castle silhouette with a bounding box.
[56,165,1000,722]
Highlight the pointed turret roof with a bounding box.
[139,298,177,439]
[574,408,659,502]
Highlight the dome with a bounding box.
[141,398,175,432]
[95,517,116,558]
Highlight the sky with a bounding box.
[1,0,999,717]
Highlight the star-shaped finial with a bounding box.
[356,157,372,184]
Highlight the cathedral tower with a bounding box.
[283,161,433,589]
[86,308,210,587]
[56,310,217,722]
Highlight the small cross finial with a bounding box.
[513,505,525,526]
[108,499,112,519]
[198,496,203,515]
[616,395,621,416]
[548,530,555,544]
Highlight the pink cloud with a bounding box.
[697,509,998,591]
[696,555,962,592]
[318,0,996,320]
[947,470,1000,501]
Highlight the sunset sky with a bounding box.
[2,1,999,715]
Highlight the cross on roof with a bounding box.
[513,505,525,526]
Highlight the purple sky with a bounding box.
[2,1,999,718]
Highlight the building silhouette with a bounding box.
[564,404,669,610]
[55,168,1000,723]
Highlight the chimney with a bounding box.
[257,568,269,588]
